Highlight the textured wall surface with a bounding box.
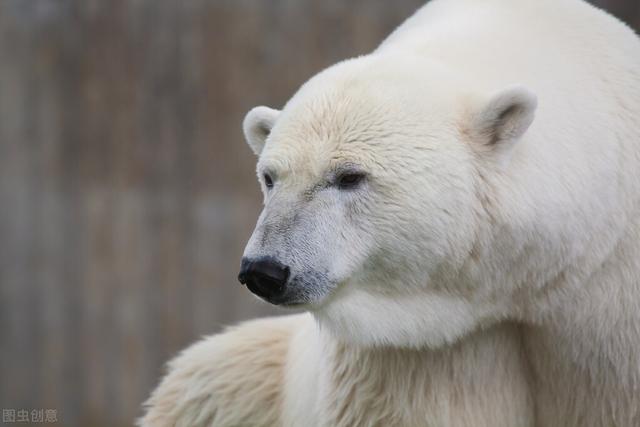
[0,1,637,425]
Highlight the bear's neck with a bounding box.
[521,213,640,427]
[318,323,534,427]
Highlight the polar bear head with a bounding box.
[239,54,537,348]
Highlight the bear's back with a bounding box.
[378,0,640,94]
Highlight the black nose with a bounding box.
[238,257,290,300]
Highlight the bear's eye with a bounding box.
[263,173,274,189]
[336,172,366,190]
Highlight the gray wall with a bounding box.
[0,1,637,426]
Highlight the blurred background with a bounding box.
[0,1,638,426]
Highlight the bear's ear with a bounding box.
[242,106,281,156]
[470,85,537,153]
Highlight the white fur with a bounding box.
[140,314,534,427]
[141,0,640,425]
[313,287,501,348]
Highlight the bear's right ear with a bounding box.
[242,106,281,156]
[468,85,537,158]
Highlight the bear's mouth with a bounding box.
[269,272,336,307]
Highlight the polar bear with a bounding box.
[139,0,640,426]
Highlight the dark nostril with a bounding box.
[238,256,290,300]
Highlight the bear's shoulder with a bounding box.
[138,314,306,427]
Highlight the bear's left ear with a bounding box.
[243,106,281,156]
[469,85,537,154]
